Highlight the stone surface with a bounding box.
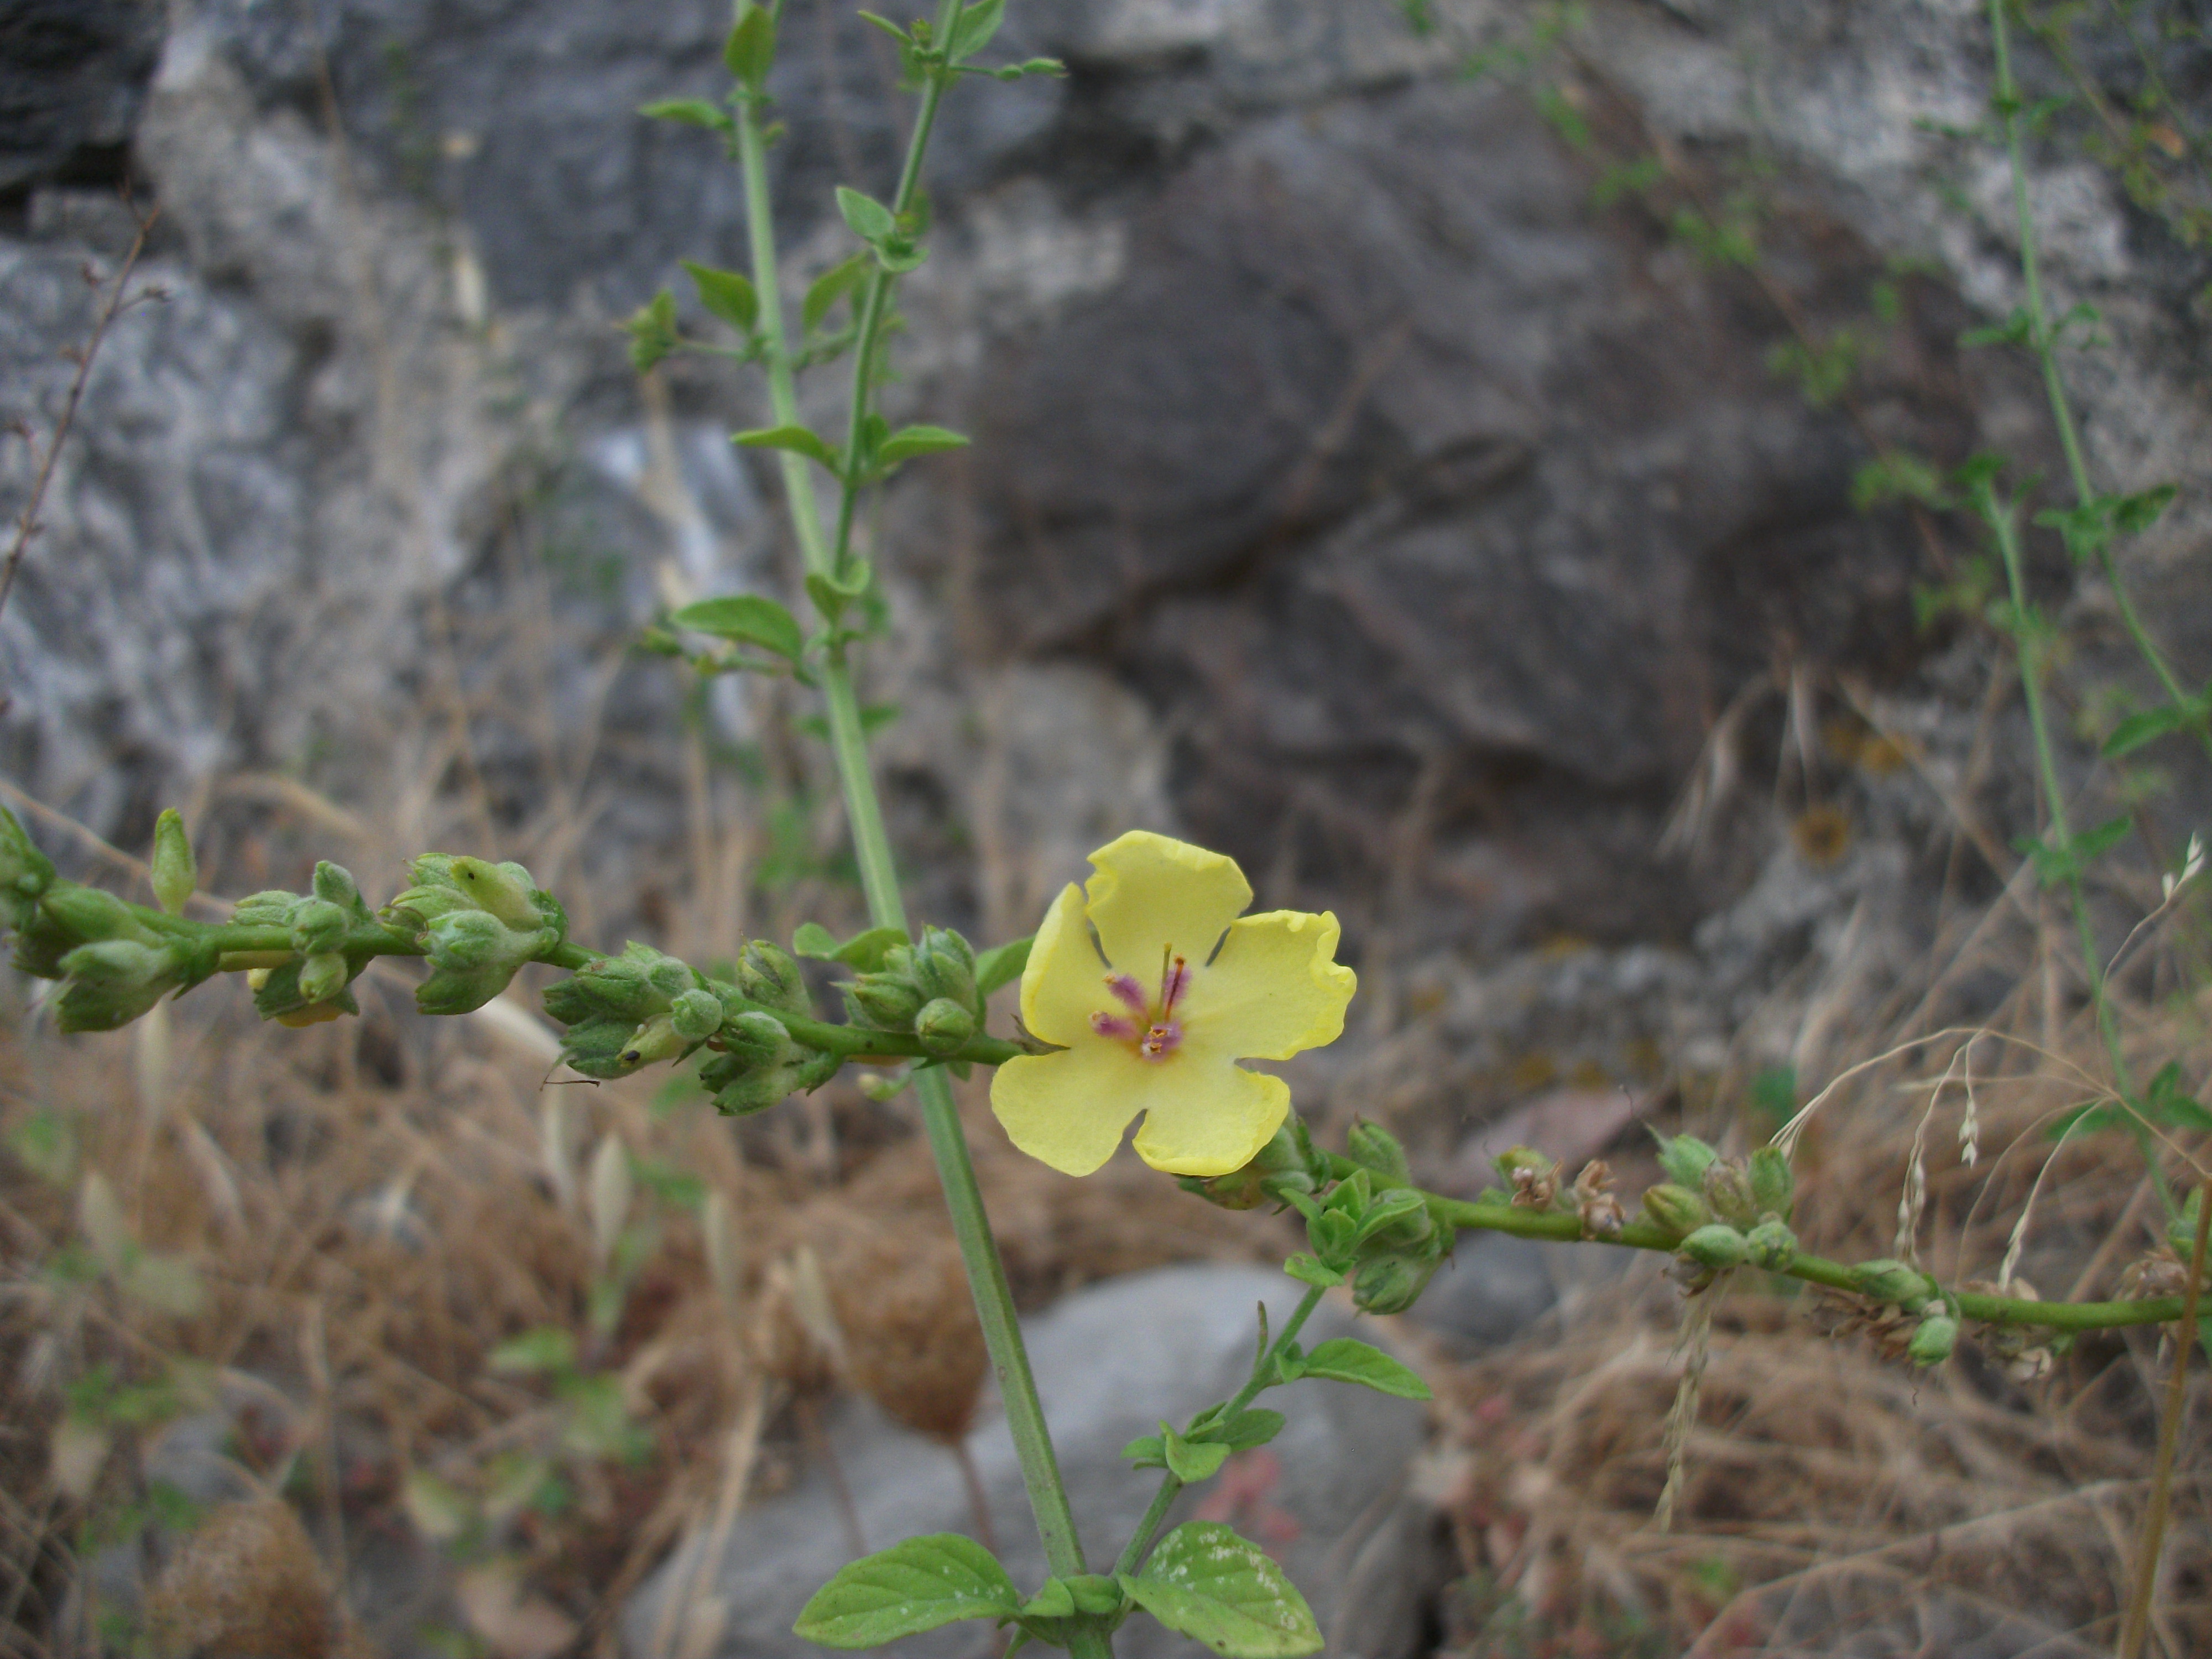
[623,1264,1432,1659]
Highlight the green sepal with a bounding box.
[1296,1337,1431,1400]
[792,1534,1019,1648]
[1282,1253,1344,1291]
[1119,1433,1167,1470]
[1119,1522,1322,1658]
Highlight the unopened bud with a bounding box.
[1679,1223,1751,1271]
[735,939,811,1017]
[1907,1311,1958,1368]
[560,1018,635,1079]
[448,856,543,929]
[289,898,350,957]
[1852,1258,1935,1312]
[229,890,298,927]
[1702,1157,1759,1227]
[618,1014,686,1070]
[914,996,975,1056]
[56,940,182,1032]
[297,951,349,1006]
[721,1009,794,1065]
[1744,1217,1797,1271]
[911,926,979,1015]
[1749,1146,1794,1220]
[670,988,724,1043]
[1655,1131,1718,1189]
[645,956,696,1000]
[1346,1120,1411,1186]
[846,973,924,1030]
[1356,1187,1434,1251]
[150,810,196,917]
[1350,1248,1444,1315]
[1641,1182,1712,1239]
[0,807,56,930]
[311,860,363,912]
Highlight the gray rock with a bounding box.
[0,0,164,194]
[624,1264,1432,1659]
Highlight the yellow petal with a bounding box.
[1084,831,1252,974]
[1183,909,1355,1061]
[990,1042,1151,1177]
[1130,1065,1290,1177]
[1019,882,1107,1047]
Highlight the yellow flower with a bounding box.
[989,831,1355,1178]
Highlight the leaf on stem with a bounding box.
[639,99,733,132]
[724,5,776,92]
[973,935,1031,997]
[680,261,759,333]
[804,254,873,334]
[792,924,909,972]
[733,424,840,469]
[669,594,802,661]
[1161,1421,1232,1483]
[874,424,971,472]
[947,0,1007,62]
[794,1534,1020,1648]
[1119,1522,1322,1658]
[1296,1337,1432,1400]
[837,186,898,244]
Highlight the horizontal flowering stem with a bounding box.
[1420,1192,2185,1333]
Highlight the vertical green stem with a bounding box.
[1986,0,2196,718]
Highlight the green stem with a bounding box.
[1112,1285,1327,1578]
[1986,0,2198,721]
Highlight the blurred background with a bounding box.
[3,0,2212,1655]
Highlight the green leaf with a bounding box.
[874,424,972,471]
[791,922,840,959]
[733,424,840,469]
[489,1326,577,1376]
[2104,703,2202,758]
[793,1535,1020,1648]
[2111,483,2178,535]
[837,186,898,245]
[1282,1253,1344,1291]
[856,12,912,46]
[1213,1408,1286,1451]
[805,558,875,624]
[2075,813,2135,864]
[804,254,873,334]
[792,924,909,973]
[639,99,733,132]
[724,4,776,91]
[974,935,1031,998]
[1296,1338,1432,1400]
[1020,1579,1076,1620]
[948,0,1006,62]
[2048,1101,2125,1139]
[1961,308,2034,349]
[1121,1522,1323,1657]
[2147,1061,2212,1131]
[681,261,759,333]
[669,594,803,660]
[1162,1422,1232,1484]
[1120,1433,1168,1470]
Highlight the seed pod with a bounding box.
[1346,1120,1411,1186]
[1655,1131,1719,1190]
[447,856,543,930]
[151,810,196,918]
[734,939,811,1018]
[1350,1248,1444,1316]
[1853,1258,1935,1313]
[618,1014,686,1070]
[1702,1157,1759,1228]
[1907,1311,1958,1367]
[670,988,725,1043]
[1679,1223,1751,1271]
[1748,1146,1794,1220]
[1744,1217,1797,1272]
[913,997,976,1056]
[1641,1183,1712,1240]
[296,952,349,1006]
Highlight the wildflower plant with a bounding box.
[5,2,2210,1655]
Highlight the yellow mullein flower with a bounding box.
[989,830,1355,1178]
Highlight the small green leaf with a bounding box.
[856,11,911,46]
[831,926,909,972]
[1162,1422,1232,1484]
[681,261,759,333]
[2075,813,2135,864]
[1019,1579,1075,1620]
[974,935,1031,998]
[669,594,802,660]
[2111,483,2178,535]
[804,254,873,333]
[2104,704,2199,758]
[794,1534,1020,1648]
[2147,1061,2212,1131]
[725,4,777,90]
[1214,1408,1286,1451]
[1121,1522,1322,1657]
[489,1326,577,1376]
[1297,1338,1432,1400]
[1961,308,2034,349]
[734,425,839,468]
[874,424,972,471]
[792,923,840,959]
[1282,1253,1344,1291]
[1120,1434,1168,1470]
[639,98,733,131]
[948,0,1006,61]
[837,186,898,244]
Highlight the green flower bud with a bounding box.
[0,807,56,931]
[17,885,158,979]
[721,1009,795,1065]
[229,890,299,928]
[1907,1311,1958,1368]
[711,1046,841,1118]
[1178,1115,1320,1211]
[1679,1223,1751,1271]
[447,856,543,930]
[55,940,183,1032]
[911,926,979,1015]
[1749,1146,1794,1220]
[388,854,565,946]
[1654,1131,1718,1190]
[846,973,925,1031]
[1702,1157,1759,1228]
[1355,1187,1434,1251]
[288,898,351,957]
[418,910,549,1017]
[734,940,811,1018]
[1744,1217,1797,1272]
[1851,1258,1936,1312]
[618,1015,687,1071]
[311,861,365,914]
[545,944,669,1026]
[1641,1183,1712,1240]
[914,996,976,1056]
[1346,1120,1411,1187]
[297,951,349,1006]
[1350,1246,1445,1315]
[428,910,512,971]
[253,956,361,1025]
[645,957,697,1001]
[2167,1190,2204,1258]
[151,810,196,917]
[670,988,725,1043]
[561,1018,637,1079]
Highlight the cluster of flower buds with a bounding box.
[541,938,837,1117]
[384,855,569,1015]
[1282,1119,1453,1315]
[1641,1133,1799,1291]
[837,926,984,1058]
[227,862,380,1025]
